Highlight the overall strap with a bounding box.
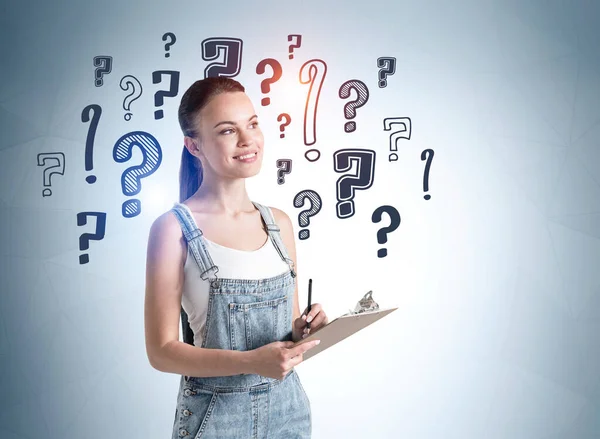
[171,202,219,281]
[252,201,297,278]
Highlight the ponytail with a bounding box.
[179,146,203,203]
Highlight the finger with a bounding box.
[305,304,323,323]
[291,339,320,356]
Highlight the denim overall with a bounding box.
[170,201,312,439]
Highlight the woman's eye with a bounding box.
[220,128,233,135]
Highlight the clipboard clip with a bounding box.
[342,290,380,316]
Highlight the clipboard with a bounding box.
[292,291,398,361]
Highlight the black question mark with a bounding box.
[372,206,401,258]
[77,211,107,264]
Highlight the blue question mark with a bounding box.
[113,131,163,218]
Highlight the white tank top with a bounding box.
[179,205,290,347]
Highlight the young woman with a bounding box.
[144,77,328,438]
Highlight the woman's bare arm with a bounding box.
[271,207,303,341]
[144,210,254,377]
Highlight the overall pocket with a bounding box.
[174,386,218,439]
[229,295,289,351]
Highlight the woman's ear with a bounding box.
[183,136,202,158]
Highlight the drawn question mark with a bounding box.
[81,104,102,183]
[377,57,396,88]
[256,58,282,106]
[202,37,243,78]
[421,149,435,200]
[36,152,65,197]
[334,149,376,219]
[383,117,411,162]
[162,32,176,57]
[77,211,106,264]
[372,205,401,258]
[277,113,291,138]
[276,159,292,185]
[299,59,327,148]
[287,34,302,59]
[113,131,163,218]
[293,190,322,240]
[152,70,180,119]
[119,75,143,121]
[93,56,112,87]
[339,80,369,133]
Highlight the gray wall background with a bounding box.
[1,0,599,438]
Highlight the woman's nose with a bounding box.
[237,129,255,146]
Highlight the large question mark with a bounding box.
[276,159,292,185]
[152,70,180,119]
[113,131,163,218]
[377,57,396,88]
[339,80,369,133]
[77,211,106,264]
[256,58,282,106]
[372,205,401,258]
[81,104,102,183]
[162,32,176,57]
[93,56,112,87]
[277,113,291,138]
[37,152,65,197]
[202,37,243,78]
[293,190,322,240]
[299,59,327,148]
[119,75,143,121]
[421,149,435,200]
[288,34,302,59]
[383,117,412,162]
[334,149,376,219]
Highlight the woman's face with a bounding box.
[190,91,264,180]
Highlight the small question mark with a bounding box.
[37,152,65,197]
[383,117,412,162]
[299,59,327,147]
[339,80,369,133]
[377,57,396,88]
[421,149,434,200]
[162,32,176,57]
[276,159,292,185]
[334,149,376,219]
[287,34,302,59]
[113,131,163,218]
[93,56,112,87]
[152,70,180,119]
[277,113,291,138]
[120,75,143,121]
[256,58,282,106]
[202,37,243,78]
[81,104,102,183]
[372,206,401,258]
[77,211,106,264]
[293,190,322,240]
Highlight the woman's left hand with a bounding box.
[292,303,328,343]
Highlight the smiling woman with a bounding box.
[143,77,327,438]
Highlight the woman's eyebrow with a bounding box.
[213,114,258,129]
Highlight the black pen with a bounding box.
[306,278,312,330]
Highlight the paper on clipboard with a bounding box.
[292,291,398,361]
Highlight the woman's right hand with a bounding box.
[248,339,321,380]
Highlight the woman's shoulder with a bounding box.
[148,205,185,241]
[259,204,293,233]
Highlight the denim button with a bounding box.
[183,409,191,416]
[184,389,191,396]
[179,428,188,436]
